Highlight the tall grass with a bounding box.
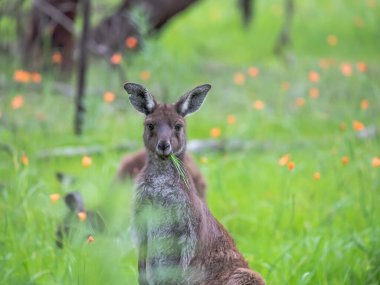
[1,0,379,284]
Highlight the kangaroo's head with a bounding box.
[124,83,211,160]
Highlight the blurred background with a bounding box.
[0,0,379,284]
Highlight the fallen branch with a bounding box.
[37,139,271,159]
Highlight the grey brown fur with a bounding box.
[116,149,207,200]
[124,82,265,285]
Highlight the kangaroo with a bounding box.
[124,82,265,285]
[116,149,207,200]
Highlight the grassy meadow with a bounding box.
[1,0,380,284]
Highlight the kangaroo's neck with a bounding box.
[144,151,183,179]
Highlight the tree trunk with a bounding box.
[74,0,90,135]
[273,0,294,55]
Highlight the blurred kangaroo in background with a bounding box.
[124,83,265,285]
[117,149,207,200]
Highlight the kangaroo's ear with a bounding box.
[124,83,156,115]
[176,84,211,117]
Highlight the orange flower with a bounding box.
[295,98,305,107]
[247,67,259,78]
[319,58,332,69]
[36,112,46,121]
[125,36,138,49]
[361,99,369,110]
[281,81,290,90]
[341,156,349,165]
[21,153,29,166]
[77,211,87,221]
[233,72,245,85]
[287,161,295,170]
[313,172,321,180]
[13,70,31,83]
[227,115,236,125]
[11,95,24,109]
[82,155,92,168]
[354,17,364,28]
[372,157,380,168]
[110,53,122,65]
[327,35,338,46]
[367,0,377,8]
[210,128,221,138]
[50,193,60,204]
[352,120,365,131]
[87,235,95,244]
[140,70,151,81]
[31,72,42,83]
[252,100,265,110]
[278,154,290,166]
[340,63,353,77]
[309,87,320,99]
[339,122,347,131]
[200,156,208,164]
[52,52,62,64]
[103,91,115,103]
[308,71,320,83]
[356,61,367,73]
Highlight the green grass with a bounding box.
[1,0,380,284]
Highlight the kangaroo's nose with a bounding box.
[156,140,172,157]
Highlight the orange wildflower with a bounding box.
[356,61,367,73]
[354,17,364,28]
[281,81,290,90]
[36,112,46,121]
[233,72,245,85]
[339,122,347,131]
[309,87,320,99]
[341,156,349,165]
[361,99,369,110]
[367,0,377,8]
[227,115,236,125]
[50,193,60,204]
[247,67,259,78]
[278,154,290,166]
[82,155,92,168]
[77,211,87,221]
[87,235,95,244]
[103,91,115,103]
[327,35,338,46]
[200,156,208,164]
[295,98,305,107]
[210,128,221,138]
[31,72,42,83]
[125,36,138,49]
[21,153,29,166]
[110,53,122,65]
[13,70,31,83]
[308,71,320,83]
[372,157,380,168]
[11,95,24,109]
[340,63,353,77]
[287,161,295,170]
[319,58,332,69]
[140,70,151,81]
[252,100,265,110]
[352,120,365,131]
[313,172,321,180]
[52,52,62,64]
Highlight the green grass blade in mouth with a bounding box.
[169,154,190,189]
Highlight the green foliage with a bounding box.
[1,0,380,284]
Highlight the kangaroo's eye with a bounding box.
[174,124,182,132]
[146,123,154,131]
